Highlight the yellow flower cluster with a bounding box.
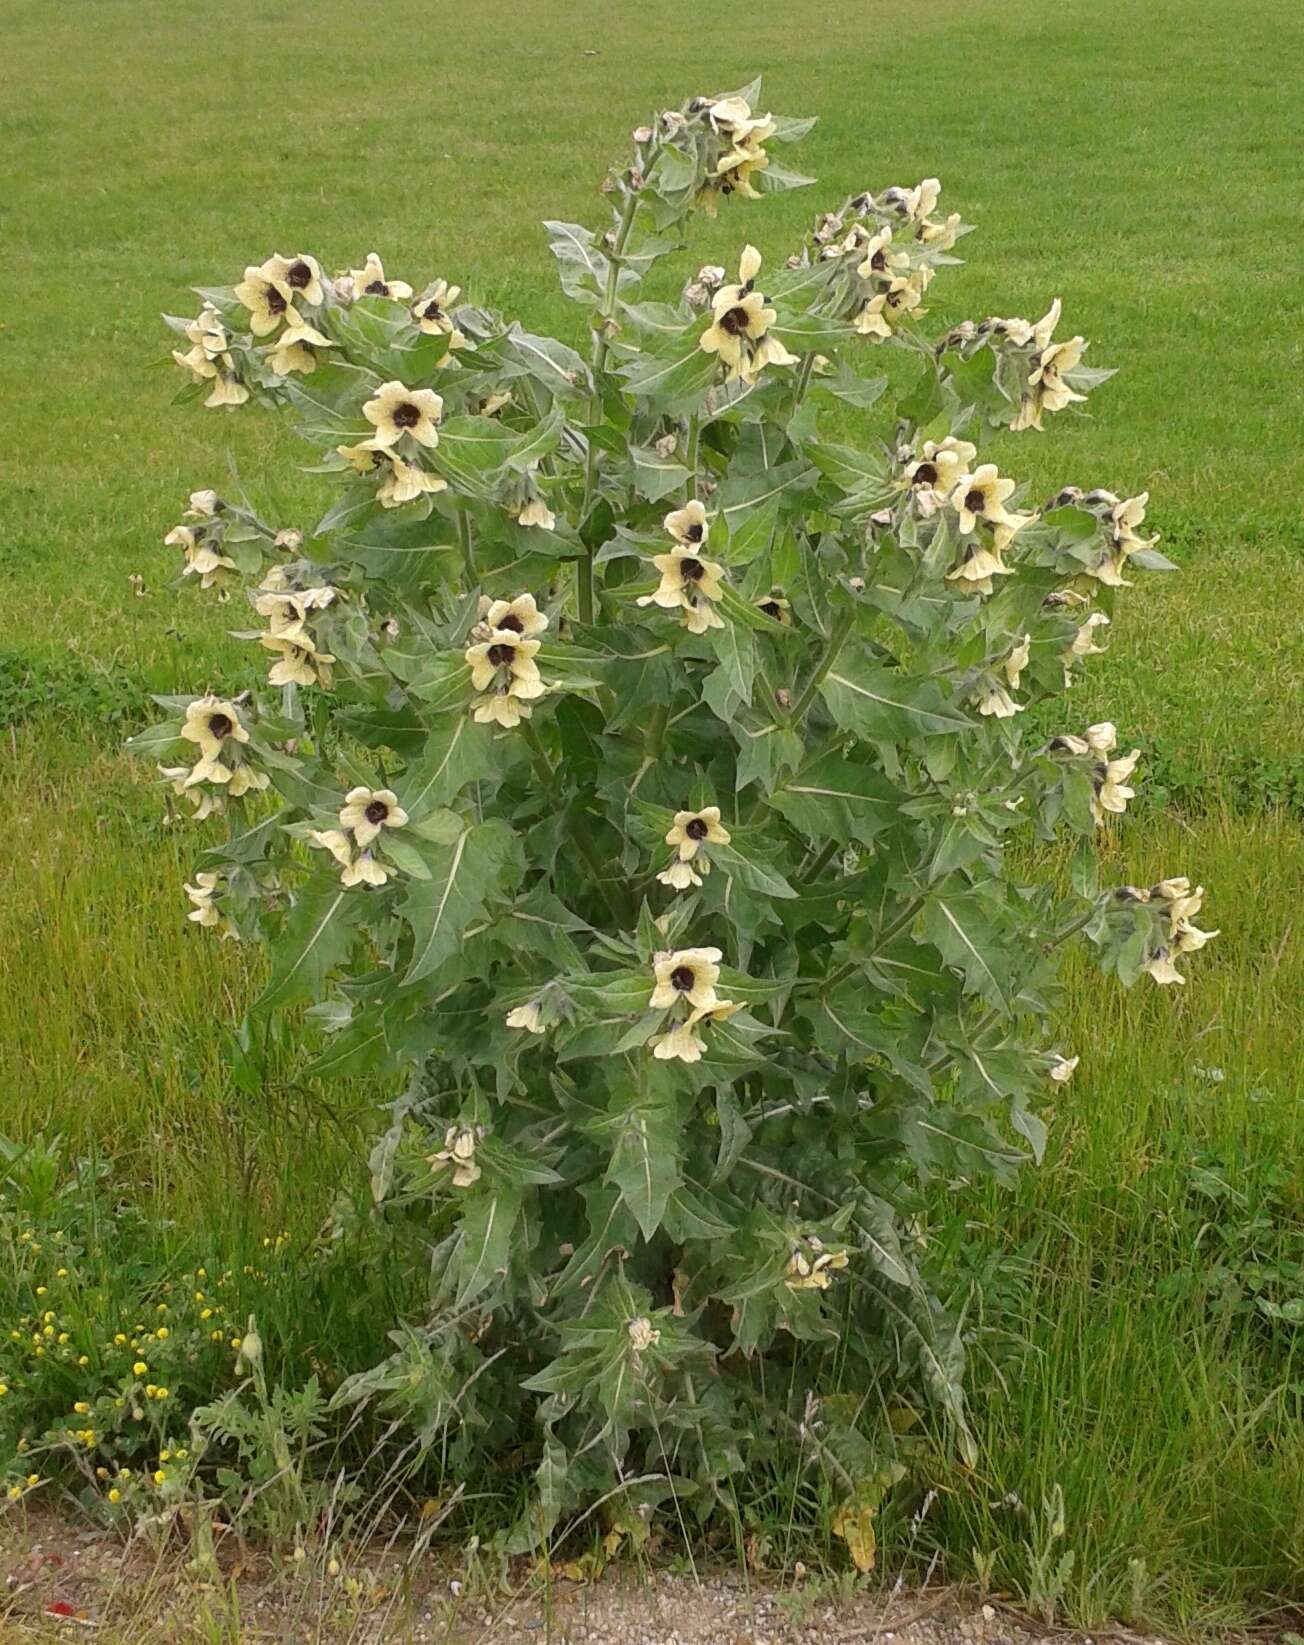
[464,593,549,729]
[165,489,236,593]
[254,567,337,687]
[656,805,731,891]
[233,253,334,377]
[647,947,740,1063]
[159,696,268,821]
[311,786,410,889]
[699,246,797,385]
[638,501,727,633]
[784,1236,850,1291]
[337,381,448,510]
[171,305,249,408]
[697,95,775,213]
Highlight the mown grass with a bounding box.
[2,0,1302,1627]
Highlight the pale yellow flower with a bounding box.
[339,786,408,849]
[185,489,222,518]
[705,96,775,144]
[976,683,1023,719]
[903,437,976,497]
[233,266,296,336]
[363,381,443,449]
[309,829,353,869]
[227,764,269,798]
[348,253,412,302]
[464,635,544,697]
[1091,749,1141,824]
[945,541,1013,597]
[949,464,1033,549]
[1066,612,1110,661]
[649,947,722,1012]
[1145,948,1186,987]
[473,693,530,729]
[627,1317,660,1351]
[262,636,335,689]
[480,593,549,638]
[515,495,556,531]
[377,455,447,508]
[854,274,925,339]
[184,872,237,940]
[665,806,730,862]
[341,852,390,889]
[505,1001,545,1033]
[855,227,910,280]
[181,697,249,761]
[699,246,796,382]
[431,1125,483,1188]
[172,308,249,407]
[784,1239,849,1291]
[258,253,325,307]
[166,525,237,591]
[712,137,770,200]
[1049,1054,1079,1083]
[701,289,773,371]
[656,858,704,892]
[411,279,466,348]
[664,499,709,549]
[1003,634,1031,690]
[638,548,726,632]
[264,316,334,377]
[1084,721,1117,755]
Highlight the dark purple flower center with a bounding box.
[760,600,783,619]
[685,817,708,841]
[670,966,696,993]
[912,462,938,486]
[364,280,388,295]
[422,300,443,319]
[684,521,704,543]
[964,488,986,514]
[364,800,389,826]
[679,558,705,583]
[497,614,524,633]
[720,306,751,336]
[392,402,421,429]
[286,260,313,289]
[266,286,287,315]
[207,713,233,739]
[487,643,516,667]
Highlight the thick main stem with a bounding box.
[578,186,643,625]
[789,604,855,724]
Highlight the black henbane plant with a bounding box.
[134,78,1216,1551]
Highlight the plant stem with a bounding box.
[789,604,855,724]
[800,839,840,883]
[792,350,817,408]
[456,507,477,586]
[684,412,700,499]
[521,719,620,926]
[578,185,644,625]
[821,897,926,990]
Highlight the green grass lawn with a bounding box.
[2,0,1302,1626]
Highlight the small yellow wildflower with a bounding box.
[159,1449,171,1462]
[26,1474,38,1486]
[74,1401,90,1415]
[156,1327,169,1340]
[108,1488,122,1504]
[56,1269,69,1278]
[7,1486,21,1502]
[153,1470,167,1486]
[35,1286,47,1297]
[0,1385,8,1398]
[155,1387,170,1401]
[133,1361,148,1376]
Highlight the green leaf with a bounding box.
[768,754,900,847]
[707,620,756,710]
[821,657,972,741]
[922,889,1010,1011]
[400,818,519,985]
[399,714,496,819]
[257,881,363,1012]
[630,445,691,503]
[603,1083,682,1241]
[455,1186,523,1305]
[620,329,718,412]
